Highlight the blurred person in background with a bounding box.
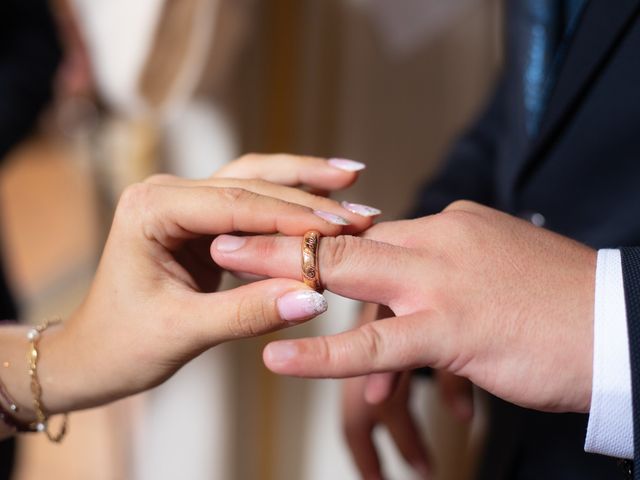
[0,1,62,478]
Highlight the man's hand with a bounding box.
[212,201,596,414]
[342,304,431,480]
[344,371,431,480]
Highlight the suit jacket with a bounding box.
[412,0,640,478]
[0,1,61,479]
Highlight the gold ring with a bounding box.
[302,230,323,292]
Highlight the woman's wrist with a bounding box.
[35,311,96,415]
[0,318,82,422]
[0,320,80,444]
[0,325,39,423]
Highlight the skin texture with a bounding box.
[0,154,374,437]
[212,200,597,415]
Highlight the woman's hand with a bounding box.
[142,154,375,292]
[211,200,596,414]
[1,154,378,420]
[213,153,366,191]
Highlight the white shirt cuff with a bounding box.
[585,249,634,459]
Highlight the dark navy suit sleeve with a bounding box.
[409,75,506,218]
[620,247,640,479]
[0,0,62,160]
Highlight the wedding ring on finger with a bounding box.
[302,231,323,293]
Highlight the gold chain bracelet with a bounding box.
[27,318,68,442]
[0,375,18,415]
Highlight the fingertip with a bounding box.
[364,385,386,405]
[309,211,358,238]
[338,207,378,235]
[293,157,362,191]
[313,210,351,226]
[263,340,300,373]
[210,235,251,266]
[341,201,382,218]
[212,234,247,253]
[364,373,394,405]
[318,168,359,190]
[305,214,344,237]
[328,158,366,172]
[277,289,328,324]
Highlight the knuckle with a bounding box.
[381,219,424,248]
[219,186,251,203]
[317,335,335,366]
[238,152,260,163]
[321,235,356,273]
[119,182,154,206]
[244,178,267,190]
[253,236,279,260]
[143,173,176,185]
[443,199,480,213]
[434,209,482,241]
[227,296,274,338]
[114,183,170,243]
[216,153,259,177]
[359,323,384,368]
[116,183,155,221]
[233,153,263,169]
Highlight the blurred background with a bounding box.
[1,0,502,478]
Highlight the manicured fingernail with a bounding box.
[278,290,328,323]
[314,210,350,225]
[265,341,300,364]
[341,201,381,217]
[328,158,366,172]
[215,235,247,252]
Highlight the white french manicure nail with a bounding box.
[277,290,328,323]
[328,158,366,172]
[314,210,350,225]
[341,201,382,217]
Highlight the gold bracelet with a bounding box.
[27,318,68,442]
[0,375,21,433]
[0,375,19,414]
[1,355,40,433]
